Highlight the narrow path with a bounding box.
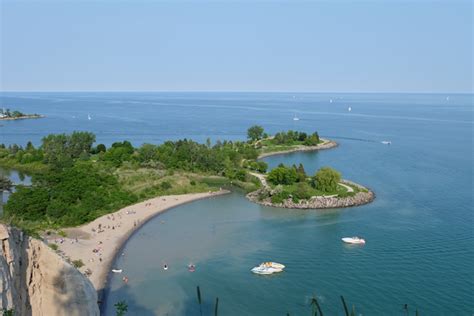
[338,182,354,193]
[249,172,269,188]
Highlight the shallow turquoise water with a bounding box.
[0,92,472,314]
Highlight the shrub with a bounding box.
[271,191,290,204]
[294,182,313,200]
[313,167,341,193]
[267,166,298,185]
[49,244,59,251]
[72,259,84,268]
[160,181,172,190]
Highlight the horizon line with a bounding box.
[0,90,473,95]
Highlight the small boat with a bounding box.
[163,264,168,271]
[251,265,283,275]
[330,99,333,103]
[188,264,196,272]
[348,106,352,112]
[381,140,391,145]
[293,115,300,121]
[87,114,92,120]
[260,262,285,269]
[112,269,122,273]
[342,237,366,244]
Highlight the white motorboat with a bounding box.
[260,262,285,269]
[348,106,352,112]
[381,140,391,145]
[112,269,123,273]
[293,116,300,121]
[251,266,283,275]
[342,237,366,245]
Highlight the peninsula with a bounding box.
[0,126,374,312]
[0,108,43,120]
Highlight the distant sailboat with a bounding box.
[87,114,92,120]
[446,96,450,101]
[348,106,352,112]
[329,99,333,103]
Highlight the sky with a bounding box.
[0,0,472,93]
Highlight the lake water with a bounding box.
[0,92,472,315]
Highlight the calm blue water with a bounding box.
[0,92,472,315]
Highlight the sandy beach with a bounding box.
[47,190,229,293]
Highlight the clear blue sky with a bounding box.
[1,0,472,92]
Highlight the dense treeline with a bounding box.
[0,131,262,229]
[246,125,321,147]
[0,127,326,230]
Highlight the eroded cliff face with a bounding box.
[0,224,99,316]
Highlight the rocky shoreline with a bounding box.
[246,180,375,209]
[257,139,338,159]
[0,114,44,121]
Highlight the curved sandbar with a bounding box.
[47,190,229,294]
[247,180,374,209]
[257,138,338,159]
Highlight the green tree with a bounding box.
[96,144,106,153]
[313,167,341,193]
[267,165,298,185]
[114,300,128,316]
[293,182,312,200]
[68,131,96,158]
[296,163,307,182]
[247,125,264,141]
[26,141,35,151]
[41,134,73,169]
[304,132,320,146]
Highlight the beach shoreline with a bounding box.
[46,190,230,301]
[257,139,338,159]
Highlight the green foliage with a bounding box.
[267,165,298,185]
[247,125,264,141]
[72,259,84,268]
[271,190,290,204]
[293,182,313,200]
[268,130,319,146]
[1,309,14,316]
[303,132,320,146]
[96,144,106,153]
[245,160,268,173]
[114,300,128,316]
[296,163,307,182]
[4,162,137,227]
[42,132,95,169]
[160,181,172,190]
[312,167,341,193]
[101,141,134,167]
[48,243,59,251]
